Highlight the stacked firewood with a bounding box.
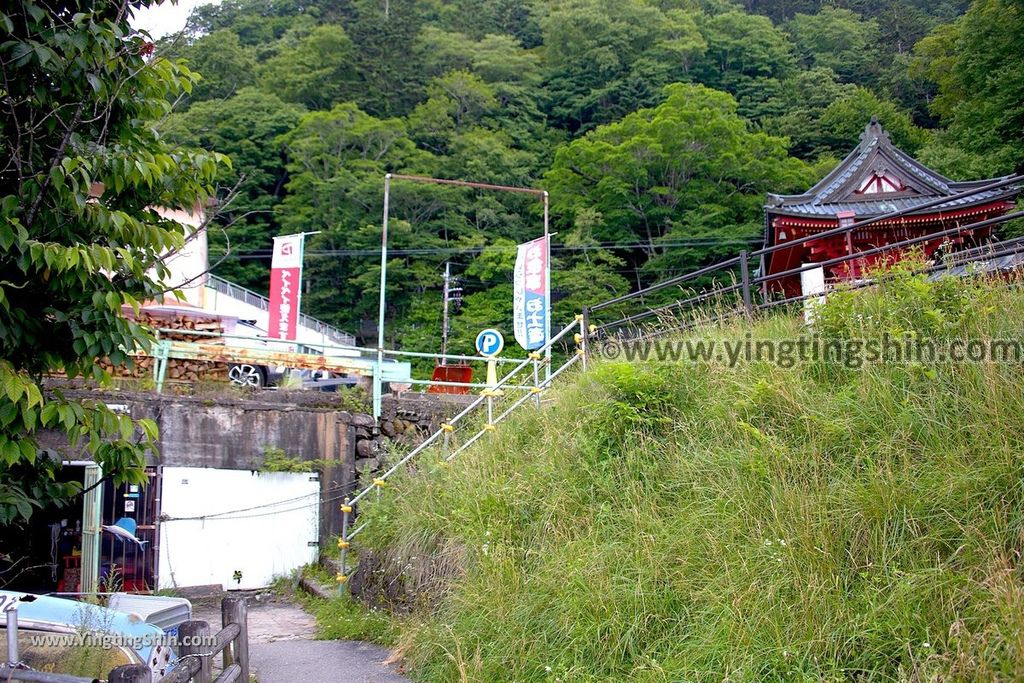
[102,314,230,383]
[137,312,226,343]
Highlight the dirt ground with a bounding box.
[191,590,317,643]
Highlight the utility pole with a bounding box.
[439,262,462,365]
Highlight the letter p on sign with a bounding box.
[475,329,505,357]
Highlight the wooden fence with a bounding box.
[0,596,248,683]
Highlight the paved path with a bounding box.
[193,593,410,683]
[250,639,408,683]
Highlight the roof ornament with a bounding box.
[861,115,889,146]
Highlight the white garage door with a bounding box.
[158,467,320,590]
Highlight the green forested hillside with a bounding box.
[157,0,1023,354]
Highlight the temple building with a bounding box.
[762,117,1019,295]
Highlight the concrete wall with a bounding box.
[38,390,358,546]
[37,389,476,555]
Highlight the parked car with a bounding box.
[0,591,177,678]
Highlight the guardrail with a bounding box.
[586,175,1024,339]
[335,316,589,585]
[145,327,546,419]
[206,274,357,347]
[0,597,247,683]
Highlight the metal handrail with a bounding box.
[750,209,1024,286]
[588,175,1024,326]
[338,317,587,571]
[590,182,1024,336]
[206,274,357,346]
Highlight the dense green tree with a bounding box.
[546,84,814,290]
[693,10,796,119]
[540,0,670,130]
[763,68,857,159]
[343,0,430,116]
[784,7,881,85]
[187,0,326,46]
[817,86,929,155]
[911,0,1024,174]
[762,70,927,160]
[0,0,227,524]
[434,0,542,45]
[258,23,355,109]
[173,29,257,103]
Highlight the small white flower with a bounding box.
[545,666,552,673]
[922,642,930,648]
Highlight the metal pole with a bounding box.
[295,230,321,325]
[580,308,589,371]
[375,174,391,421]
[80,464,102,594]
[6,606,18,666]
[338,498,350,592]
[543,191,551,383]
[739,250,752,316]
[532,357,541,408]
[759,253,768,305]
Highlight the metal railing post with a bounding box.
[577,312,588,371]
[6,603,19,666]
[531,353,541,408]
[739,250,752,317]
[153,339,169,393]
[338,498,351,592]
[441,421,453,460]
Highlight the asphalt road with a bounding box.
[250,639,410,683]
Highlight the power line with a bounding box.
[207,238,763,260]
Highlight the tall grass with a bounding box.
[357,267,1024,682]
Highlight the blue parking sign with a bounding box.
[475,329,505,357]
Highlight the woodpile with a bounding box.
[137,312,226,343]
[104,313,230,384]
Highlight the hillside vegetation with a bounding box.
[159,0,1024,352]
[346,268,1024,682]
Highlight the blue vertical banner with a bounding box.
[513,235,549,350]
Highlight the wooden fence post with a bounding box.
[222,595,250,681]
[108,664,152,682]
[179,620,212,683]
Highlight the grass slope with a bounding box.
[356,267,1024,682]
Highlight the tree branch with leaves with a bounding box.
[0,0,229,525]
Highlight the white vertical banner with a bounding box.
[513,235,549,350]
